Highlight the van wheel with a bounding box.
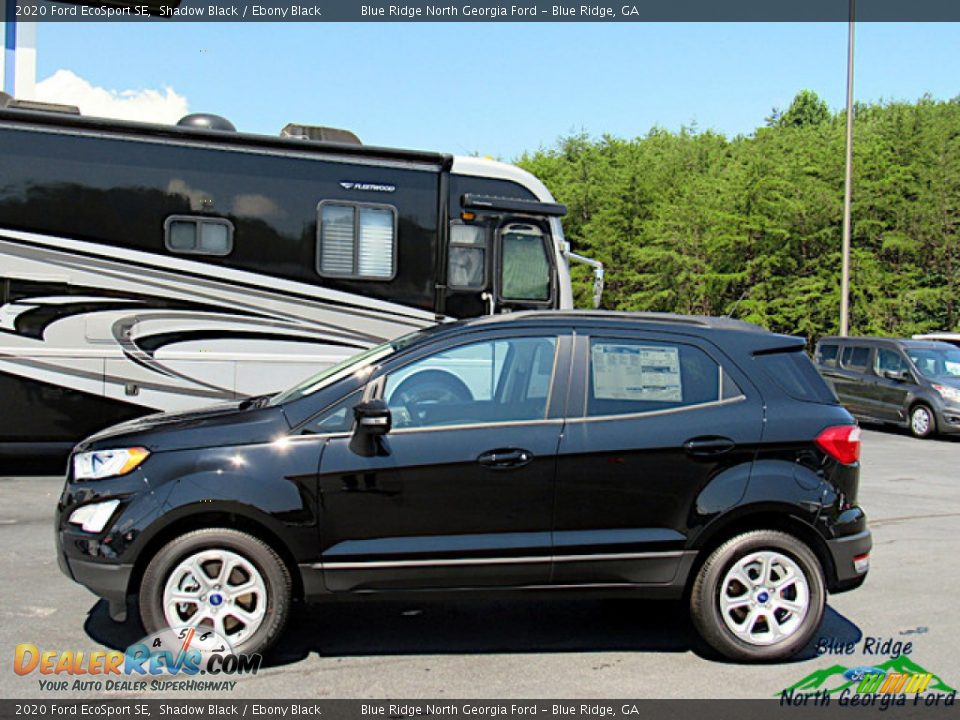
[690,530,825,662]
[140,528,292,656]
[909,404,936,438]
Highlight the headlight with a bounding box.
[933,384,960,404]
[73,447,150,481]
[68,499,121,533]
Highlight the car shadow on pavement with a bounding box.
[84,596,861,667]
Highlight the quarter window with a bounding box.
[317,202,396,279]
[382,336,557,429]
[164,216,233,256]
[817,344,839,367]
[587,338,723,417]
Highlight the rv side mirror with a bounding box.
[353,400,392,436]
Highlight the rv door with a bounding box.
[493,221,556,312]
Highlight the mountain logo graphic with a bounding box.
[779,655,956,696]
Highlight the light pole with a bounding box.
[839,0,855,336]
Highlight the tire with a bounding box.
[909,404,936,439]
[140,528,292,656]
[690,530,825,663]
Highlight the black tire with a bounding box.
[140,528,292,656]
[909,403,936,439]
[690,530,825,663]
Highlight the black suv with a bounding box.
[57,312,870,662]
[815,336,960,438]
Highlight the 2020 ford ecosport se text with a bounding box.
[57,312,871,662]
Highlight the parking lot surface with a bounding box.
[2,428,957,699]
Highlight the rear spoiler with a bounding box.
[750,335,808,355]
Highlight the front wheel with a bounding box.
[140,528,292,656]
[690,530,825,662]
[909,404,936,439]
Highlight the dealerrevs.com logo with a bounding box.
[14,628,261,693]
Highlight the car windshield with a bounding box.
[906,346,960,380]
[269,330,427,406]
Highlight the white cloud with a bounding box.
[33,69,188,125]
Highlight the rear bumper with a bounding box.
[825,528,872,592]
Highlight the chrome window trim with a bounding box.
[318,549,684,570]
[568,394,747,424]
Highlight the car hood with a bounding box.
[75,401,291,454]
[931,376,960,390]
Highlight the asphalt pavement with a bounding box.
[1,428,957,699]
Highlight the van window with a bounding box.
[876,348,907,375]
[817,344,839,367]
[164,217,233,256]
[317,202,396,280]
[841,345,870,371]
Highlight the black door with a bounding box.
[317,331,571,591]
[552,332,763,585]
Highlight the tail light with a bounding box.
[815,425,861,465]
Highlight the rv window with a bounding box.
[164,217,234,256]
[317,202,396,280]
[500,224,550,302]
[448,222,486,290]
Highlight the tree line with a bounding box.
[517,91,960,343]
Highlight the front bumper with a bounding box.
[825,528,872,592]
[58,548,133,621]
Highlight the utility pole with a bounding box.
[1,0,37,98]
[839,0,855,336]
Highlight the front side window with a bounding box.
[317,202,396,279]
[500,224,551,302]
[876,348,907,375]
[587,338,723,417]
[382,336,557,429]
[165,216,234,256]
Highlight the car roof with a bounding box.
[817,335,955,350]
[457,310,768,332]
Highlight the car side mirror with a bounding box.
[353,399,391,435]
[883,369,911,383]
[349,400,391,457]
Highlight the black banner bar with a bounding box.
[1,699,958,720]
[14,0,960,22]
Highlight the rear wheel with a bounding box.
[140,528,292,656]
[690,530,825,662]
[909,404,936,438]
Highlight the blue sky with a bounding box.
[34,22,960,159]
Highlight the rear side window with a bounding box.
[841,345,871,370]
[817,343,839,367]
[587,339,727,417]
[756,350,838,404]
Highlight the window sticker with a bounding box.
[592,343,683,402]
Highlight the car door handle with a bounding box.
[477,448,534,469]
[683,436,735,457]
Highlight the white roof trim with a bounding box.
[450,156,557,204]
